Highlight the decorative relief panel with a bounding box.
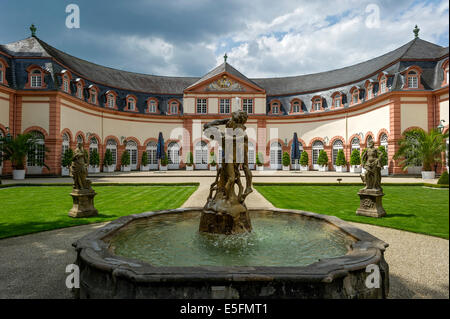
[206,75,245,92]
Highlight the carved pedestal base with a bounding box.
[356,189,386,218]
[69,189,98,218]
[199,198,252,234]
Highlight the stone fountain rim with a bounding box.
[73,208,388,283]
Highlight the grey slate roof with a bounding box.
[0,36,448,96]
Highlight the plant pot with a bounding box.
[421,171,435,179]
[140,165,150,171]
[88,165,100,173]
[121,165,131,172]
[159,165,168,171]
[408,166,423,175]
[282,165,290,171]
[318,165,328,172]
[361,167,366,174]
[210,165,217,171]
[335,166,347,173]
[103,165,115,173]
[186,165,194,171]
[381,166,389,176]
[350,165,361,173]
[256,165,264,171]
[61,167,70,176]
[300,165,309,171]
[13,169,25,180]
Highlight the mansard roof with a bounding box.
[0,36,448,95]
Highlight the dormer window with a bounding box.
[270,100,280,114]
[147,98,158,113]
[31,69,42,87]
[332,93,342,108]
[76,82,83,99]
[106,93,116,108]
[127,97,136,111]
[0,59,7,85]
[89,86,98,105]
[407,70,418,88]
[291,100,301,113]
[442,60,449,87]
[367,83,373,99]
[63,75,70,93]
[311,97,323,112]
[168,99,180,114]
[352,90,359,105]
[380,76,387,93]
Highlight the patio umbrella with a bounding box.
[291,132,300,170]
[156,132,165,160]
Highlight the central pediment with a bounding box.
[184,62,265,94]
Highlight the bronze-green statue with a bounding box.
[199,110,253,234]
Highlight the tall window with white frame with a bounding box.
[312,141,324,168]
[292,101,300,113]
[196,98,207,114]
[313,98,321,111]
[128,98,136,111]
[351,137,360,153]
[407,70,418,88]
[219,98,230,114]
[170,101,179,114]
[380,134,388,164]
[90,89,96,104]
[106,139,117,166]
[107,94,115,108]
[242,99,253,114]
[77,84,83,99]
[380,76,387,93]
[27,131,45,168]
[0,63,4,84]
[332,140,344,167]
[334,95,341,108]
[31,70,42,88]
[352,90,359,105]
[271,102,279,114]
[367,84,373,99]
[63,75,69,93]
[62,133,70,157]
[148,100,157,113]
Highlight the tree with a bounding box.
[141,151,148,166]
[103,149,113,166]
[62,148,74,168]
[160,152,168,166]
[438,171,449,185]
[378,145,388,167]
[121,150,130,166]
[89,149,100,166]
[393,128,448,171]
[335,149,346,166]
[256,152,263,166]
[282,152,290,166]
[299,151,309,166]
[210,151,216,166]
[317,150,328,167]
[186,152,194,166]
[350,149,361,166]
[0,133,49,170]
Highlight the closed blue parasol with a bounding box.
[291,132,300,169]
[156,132,165,160]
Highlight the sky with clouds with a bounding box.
[1,0,448,78]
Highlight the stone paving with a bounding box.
[0,172,447,298]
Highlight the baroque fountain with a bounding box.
[73,110,389,299]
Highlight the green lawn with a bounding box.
[0,185,197,239]
[254,185,449,239]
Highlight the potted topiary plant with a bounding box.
[159,152,168,171]
[335,149,347,172]
[437,171,449,185]
[299,151,309,171]
[378,145,389,176]
[140,151,149,171]
[61,148,73,176]
[256,152,264,171]
[282,152,290,171]
[317,150,329,172]
[121,150,131,172]
[0,133,49,180]
[88,149,100,173]
[186,152,194,171]
[209,151,217,171]
[103,149,115,172]
[350,149,361,173]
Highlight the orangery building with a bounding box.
[0,30,448,176]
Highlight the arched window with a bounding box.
[406,70,419,88]
[76,82,83,99]
[146,141,158,169]
[106,92,116,109]
[126,96,137,111]
[169,100,180,115]
[0,59,7,85]
[126,140,138,170]
[89,87,98,105]
[312,97,322,111]
[106,139,117,166]
[76,134,84,145]
[350,87,360,105]
[270,142,282,169]
[380,133,388,158]
[0,130,4,166]
[195,141,208,169]
[62,133,70,156]
[167,142,180,169]
[443,60,449,86]
[332,140,344,166]
[31,69,43,88]
[367,135,374,144]
[366,83,374,99]
[291,100,301,113]
[351,137,360,152]
[312,141,324,168]
[333,94,341,108]
[27,131,45,171]
[248,142,255,167]
[89,137,98,157]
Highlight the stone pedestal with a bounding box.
[356,189,386,218]
[68,189,98,218]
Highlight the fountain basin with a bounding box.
[73,208,389,299]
